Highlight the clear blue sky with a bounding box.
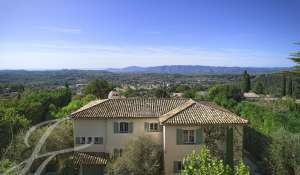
[0,0,299,69]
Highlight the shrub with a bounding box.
[181,146,250,175]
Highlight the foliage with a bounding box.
[253,82,265,94]
[208,84,242,110]
[84,79,113,98]
[0,107,29,154]
[174,85,191,92]
[0,159,16,175]
[242,71,251,92]
[4,120,74,163]
[252,74,300,97]
[238,100,300,174]
[287,78,293,96]
[282,75,287,96]
[53,94,96,118]
[16,87,72,123]
[235,161,250,175]
[106,136,163,175]
[154,88,170,98]
[289,43,300,74]
[183,89,197,98]
[181,146,250,175]
[181,147,231,175]
[268,128,300,175]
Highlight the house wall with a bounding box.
[163,125,244,175]
[74,119,107,152]
[73,118,163,154]
[74,120,244,175]
[163,125,205,175]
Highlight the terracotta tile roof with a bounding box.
[159,99,196,123]
[73,152,109,166]
[71,98,188,119]
[70,98,247,125]
[163,102,248,125]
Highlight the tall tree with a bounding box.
[289,43,300,75]
[84,79,113,99]
[242,70,251,92]
[282,75,287,97]
[287,78,293,96]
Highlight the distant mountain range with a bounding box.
[106,65,290,74]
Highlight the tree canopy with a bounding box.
[242,70,251,93]
[84,79,113,99]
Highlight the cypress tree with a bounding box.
[287,78,293,96]
[243,70,251,92]
[282,75,287,97]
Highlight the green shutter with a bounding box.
[114,122,119,133]
[225,127,234,169]
[173,161,177,173]
[144,122,149,132]
[176,129,183,145]
[196,128,203,144]
[128,122,133,133]
[159,124,163,132]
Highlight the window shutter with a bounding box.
[196,128,203,144]
[99,137,103,144]
[176,129,183,145]
[173,161,177,173]
[75,137,80,144]
[159,124,163,131]
[114,122,119,133]
[144,122,149,132]
[128,122,133,133]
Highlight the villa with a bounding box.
[70,98,248,175]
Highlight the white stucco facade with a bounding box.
[74,118,163,154]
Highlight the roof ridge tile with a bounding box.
[159,99,196,123]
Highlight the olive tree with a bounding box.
[106,136,163,175]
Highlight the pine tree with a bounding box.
[289,43,300,75]
[242,70,251,92]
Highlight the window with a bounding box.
[79,137,85,144]
[174,161,182,173]
[119,122,129,133]
[145,122,160,132]
[114,122,133,133]
[94,137,103,144]
[87,137,93,144]
[149,123,159,132]
[183,130,195,144]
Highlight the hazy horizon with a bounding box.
[0,64,291,71]
[1,0,299,69]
